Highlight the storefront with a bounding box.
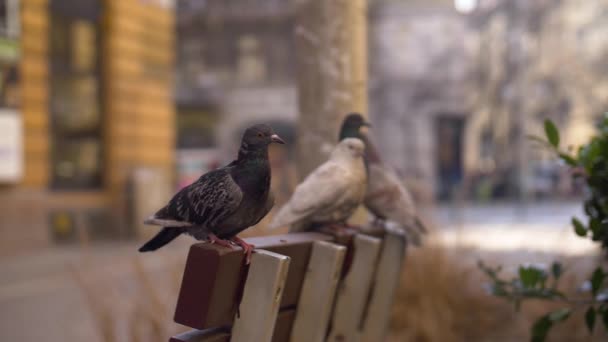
[0,0,176,255]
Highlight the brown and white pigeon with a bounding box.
[339,113,427,244]
[269,138,367,232]
[139,124,285,262]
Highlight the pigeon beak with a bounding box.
[363,121,372,127]
[270,134,285,144]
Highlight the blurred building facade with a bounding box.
[0,0,175,255]
[175,0,298,157]
[176,0,607,203]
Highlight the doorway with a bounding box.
[435,116,465,201]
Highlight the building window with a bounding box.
[0,0,19,109]
[0,0,19,39]
[237,35,266,85]
[49,0,102,189]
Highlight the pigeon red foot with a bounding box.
[230,236,255,265]
[325,223,357,235]
[208,233,233,248]
[208,233,255,264]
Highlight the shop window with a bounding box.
[0,0,21,183]
[0,0,19,39]
[0,0,19,109]
[49,0,102,189]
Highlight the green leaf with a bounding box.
[572,217,587,237]
[551,262,563,280]
[520,266,544,288]
[585,307,596,333]
[591,268,606,296]
[531,309,570,342]
[590,218,601,235]
[544,119,560,147]
[531,315,552,342]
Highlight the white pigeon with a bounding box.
[270,138,367,232]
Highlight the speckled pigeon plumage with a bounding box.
[339,113,427,244]
[139,124,284,255]
[269,138,367,232]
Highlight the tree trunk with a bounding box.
[294,0,369,178]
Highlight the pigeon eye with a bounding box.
[257,132,264,138]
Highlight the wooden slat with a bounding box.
[327,234,382,342]
[272,309,296,342]
[291,241,346,342]
[247,236,320,309]
[360,230,407,342]
[173,233,332,330]
[231,250,290,342]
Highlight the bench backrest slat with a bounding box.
[170,230,406,342]
[327,235,382,342]
[290,241,347,342]
[231,250,290,342]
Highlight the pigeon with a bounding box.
[139,124,285,262]
[270,138,367,232]
[339,113,427,244]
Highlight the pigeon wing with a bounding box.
[270,162,351,230]
[146,168,243,228]
[365,163,426,242]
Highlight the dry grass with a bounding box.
[70,254,185,342]
[390,240,607,342]
[68,225,608,342]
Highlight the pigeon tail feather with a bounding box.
[139,227,184,252]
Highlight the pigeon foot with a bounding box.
[372,217,386,228]
[208,233,233,248]
[230,236,255,264]
[326,223,356,235]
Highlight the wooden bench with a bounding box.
[169,228,407,342]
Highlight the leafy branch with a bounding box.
[480,114,608,341]
[480,261,608,341]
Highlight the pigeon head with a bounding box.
[239,124,285,159]
[339,113,371,141]
[332,138,365,160]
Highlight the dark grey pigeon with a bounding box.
[339,113,427,245]
[139,124,285,262]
